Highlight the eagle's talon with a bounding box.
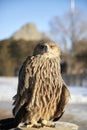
[41,120,55,127]
[26,121,42,128]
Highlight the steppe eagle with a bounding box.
[0,40,70,129]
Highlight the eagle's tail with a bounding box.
[0,103,27,129]
[0,117,20,130]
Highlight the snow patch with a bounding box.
[0,77,17,101]
[0,77,87,103]
[68,86,87,104]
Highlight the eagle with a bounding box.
[0,40,70,129]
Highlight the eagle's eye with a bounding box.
[40,45,45,50]
[39,44,48,52]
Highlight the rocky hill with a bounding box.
[12,23,48,41]
[0,23,49,76]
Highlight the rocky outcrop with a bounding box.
[14,122,79,130]
[12,23,48,41]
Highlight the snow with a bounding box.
[0,77,87,104]
[0,77,18,101]
[68,86,87,104]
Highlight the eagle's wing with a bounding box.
[13,56,32,116]
[53,80,70,121]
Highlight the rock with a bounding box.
[12,23,48,41]
[13,122,79,130]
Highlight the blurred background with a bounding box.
[0,0,87,130]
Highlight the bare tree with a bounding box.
[49,10,87,53]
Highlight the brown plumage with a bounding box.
[0,40,70,129]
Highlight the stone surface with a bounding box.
[14,122,79,130]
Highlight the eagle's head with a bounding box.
[33,40,61,58]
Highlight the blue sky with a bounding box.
[0,0,87,40]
